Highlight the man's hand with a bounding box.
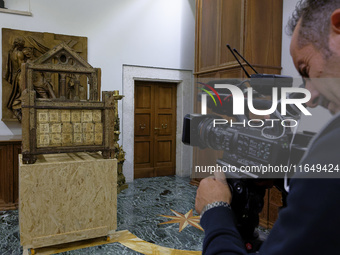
[195,172,232,215]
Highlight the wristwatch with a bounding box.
[200,201,231,218]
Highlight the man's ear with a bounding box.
[331,9,340,34]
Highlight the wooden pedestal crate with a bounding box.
[19,152,117,250]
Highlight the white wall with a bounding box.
[4,0,30,12]
[281,0,332,132]
[281,0,300,78]
[0,0,195,135]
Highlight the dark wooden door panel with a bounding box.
[134,81,176,178]
[134,167,154,179]
[155,140,173,163]
[13,144,21,204]
[199,0,219,71]
[135,85,152,109]
[0,145,9,206]
[157,86,174,109]
[156,114,173,136]
[135,114,151,136]
[135,141,151,165]
[0,137,21,211]
[220,0,244,65]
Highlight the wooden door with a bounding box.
[0,138,21,211]
[0,144,10,207]
[13,143,21,204]
[134,81,177,179]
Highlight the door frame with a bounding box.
[134,81,177,178]
[122,65,193,182]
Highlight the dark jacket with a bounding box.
[201,113,340,254]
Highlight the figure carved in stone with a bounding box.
[4,37,27,121]
[4,37,52,121]
[2,28,88,122]
[66,74,84,100]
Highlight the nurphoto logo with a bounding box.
[200,83,311,116]
[199,82,312,128]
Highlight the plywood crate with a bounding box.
[19,152,117,249]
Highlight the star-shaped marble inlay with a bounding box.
[159,209,203,232]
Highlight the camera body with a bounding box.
[183,78,314,252]
[183,114,290,174]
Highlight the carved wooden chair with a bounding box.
[21,43,122,163]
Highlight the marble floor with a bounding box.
[0,176,205,255]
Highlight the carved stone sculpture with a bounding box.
[2,28,88,122]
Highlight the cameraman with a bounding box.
[195,0,340,254]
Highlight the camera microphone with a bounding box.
[249,74,293,96]
[226,45,293,96]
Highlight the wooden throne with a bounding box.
[20,43,122,164]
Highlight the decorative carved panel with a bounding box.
[35,109,103,148]
[2,28,88,122]
[20,43,122,164]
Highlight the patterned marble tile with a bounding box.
[0,210,22,255]
[116,176,204,251]
[0,176,203,254]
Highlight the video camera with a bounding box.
[182,46,314,252]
